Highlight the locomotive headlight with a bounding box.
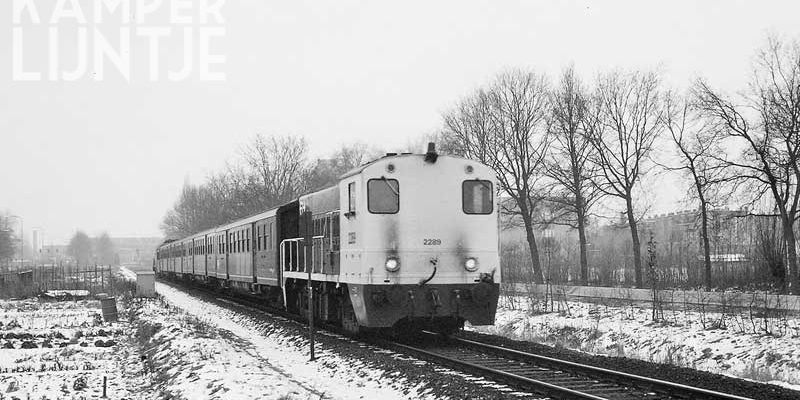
[385,257,400,272]
[464,257,478,272]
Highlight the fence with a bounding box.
[0,263,118,299]
[508,283,800,312]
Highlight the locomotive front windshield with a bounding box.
[463,180,493,214]
[368,178,399,214]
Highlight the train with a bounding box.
[155,143,500,334]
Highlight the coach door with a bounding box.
[324,211,340,275]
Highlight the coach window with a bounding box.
[268,222,273,251]
[462,180,493,214]
[368,178,399,214]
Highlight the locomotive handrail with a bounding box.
[280,236,324,274]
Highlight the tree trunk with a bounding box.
[577,208,589,285]
[699,200,712,289]
[521,212,545,284]
[625,197,643,288]
[782,218,799,294]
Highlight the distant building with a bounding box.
[31,228,43,259]
[639,208,752,258]
[40,237,162,267]
[111,237,162,266]
[40,244,68,264]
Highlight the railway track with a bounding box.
[385,332,753,400]
[160,279,754,400]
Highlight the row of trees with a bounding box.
[0,214,18,265]
[441,36,800,294]
[67,231,116,266]
[502,212,789,290]
[160,137,384,238]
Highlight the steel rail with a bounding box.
[447,335,754,400]
[387,340,609,400]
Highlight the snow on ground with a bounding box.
[129,295,319,399]
[0,298,141,399]
[152,282,437,400]
[469,295,800,391]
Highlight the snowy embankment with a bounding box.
[469,297,800,391]
[150,282,438,400]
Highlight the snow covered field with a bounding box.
[0,290,435,400]
[0,298,137,399]
[469,295,800,391]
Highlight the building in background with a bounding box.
[31,228,43,260]
[40,244,68,264]
[111,237,162,266]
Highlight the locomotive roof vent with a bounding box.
[424,142,438,163]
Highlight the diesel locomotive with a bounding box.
[155,144,500,333]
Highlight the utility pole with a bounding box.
[302,210,316,361]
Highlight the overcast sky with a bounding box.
[2,0,800,244]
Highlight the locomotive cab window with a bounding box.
[347,182,356,216]
[368,178,399,214]
[463,180,493,214]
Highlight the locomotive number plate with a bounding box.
[423,238,442,246]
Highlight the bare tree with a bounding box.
[585,70,665,288]
[0,215,16,266]
[694,36,800,293]
[443,69,551,283]
[213,162,264,219]
[331,141,382,169]
[160,180,221,238]
[545,66,603,285]
[243,133,310,206]
[662,93,734,289]
[162,134,313,238]
[306,142,383,190]
[94,232,116,266]
[68,231,92,266]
